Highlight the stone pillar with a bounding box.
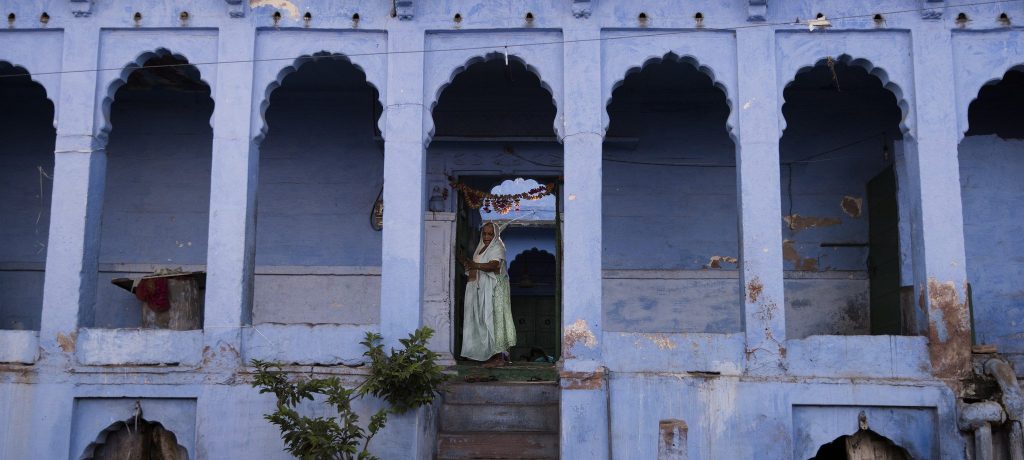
[907,24,971,381]
[40,25,102,353]
[202,23,256,366]
[735,28,787,375]
[33,24,102,460]
[380,26,427,347]
[560,25,610,460]
[374,25,433,460]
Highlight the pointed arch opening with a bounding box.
[0,61,55,331]
[251,54,384,325]
[959,68,1024,363]
[602,55,741,334]
[780,58,910,338]
[81,417,188,459]
[88,53,213,329]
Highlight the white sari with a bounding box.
[461,223,517,361]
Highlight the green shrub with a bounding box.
[251,327,448,460]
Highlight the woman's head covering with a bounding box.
[473,221,508,275]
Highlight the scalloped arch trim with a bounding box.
[604,52,736,139]
[426,52,561,144]
[962,64,1024,140]
[782,54,910,136]
[97,48,213,146]
[254,52,384,145]
[80,417,189,460]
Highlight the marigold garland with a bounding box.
[448,176,556,215]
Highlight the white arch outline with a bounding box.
[425,52,561,145]
[96,48,214,146]
[253,52,385,145]
[604,51,736,143]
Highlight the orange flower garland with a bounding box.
[448,177,556,214]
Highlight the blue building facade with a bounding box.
[1,0,1024,458]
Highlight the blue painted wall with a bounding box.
[2,1,1022,459]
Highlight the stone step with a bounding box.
[444,382,559,405]
[437,432,559,459]
[440,403,559,433]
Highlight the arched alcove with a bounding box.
[507,248,558,360]
[959,68,1024,363]
[82,417,188,460]
[602,55,740,334]
[810,429,910,459]
[780,58,908,339]
[92,53,214,328]
[251,54,384,326]
[0,61,55,331]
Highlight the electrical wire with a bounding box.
[0,0,1017,79]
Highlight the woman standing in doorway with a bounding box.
[457,222,516,368]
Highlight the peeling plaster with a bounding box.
[636,333,677,350]
[560,368,606,390]
[784,213,841,232]
[841,196,863,218]
[783,239,819,271]
[925,278,972,380]
[707,255,738,269]
[747,277,764,303]
[564,318,597,353]
[56,331,77,352]
[250,0,299,19]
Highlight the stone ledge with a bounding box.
[76,328,202,366]
[242,323,377,366]
[0,330,39,364]
[786,335,931,379]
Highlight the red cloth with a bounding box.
[134,277,171,312]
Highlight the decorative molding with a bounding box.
[748,0,767,22]
[922,0,945,19]
[226,0,245,18]
[70,0,93,17]
[395,0,414,20]
[572,0,592,19]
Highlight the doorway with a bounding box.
[452,176,562,366]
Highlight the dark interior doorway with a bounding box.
[453,175,561,363]
[867,166,902,334]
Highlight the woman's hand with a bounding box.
[476,260,501,273]
[456,249,471,268]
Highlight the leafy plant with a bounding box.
[251,327,448,460]
[359,327,448,414]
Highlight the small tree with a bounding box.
[251,327,448,460]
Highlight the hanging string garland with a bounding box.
[448,176,556,215]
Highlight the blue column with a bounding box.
[736,27,787,375]
[908,23,972,381]
[202,23,256,368]
[560,24,610,460]
[376,24,434,460]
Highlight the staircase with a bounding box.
[437,381,560,459]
